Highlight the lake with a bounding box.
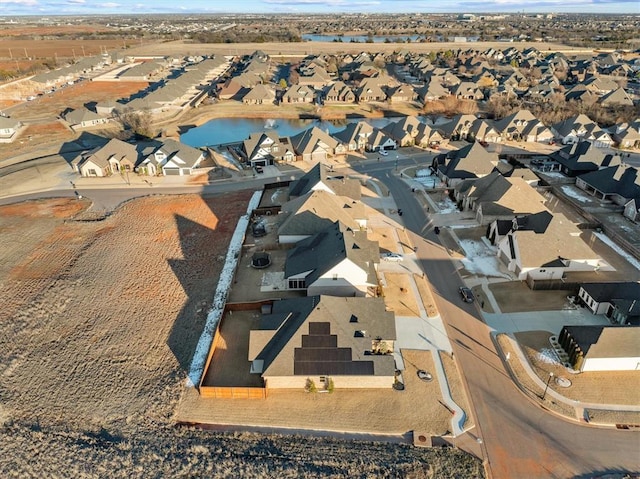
[180,117,403,148]
[302,34,424,43]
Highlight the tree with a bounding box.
[278,78,288,89]
[114,107,153,139]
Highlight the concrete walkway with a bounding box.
[370,178,467,436]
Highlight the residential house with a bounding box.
[332,121,373,152]
[278,190,366,244]
[558,325,640,372]
[494,110,554,143]
[549,141,621,177]
[0,115,23,143]
[381,116,422,147]
[493,211,610,285]
[366,128,397,153]
[386,84,417,104]
[439,114,479,141]
[551,114,613,147]
[281,85,315,104]
[612,121,640,149]
[598,88,634,107]
[242,84,276,105]
[432,142,498,186]
[455,172,547,225]
[414,123,445,148]
[415,80,449,103]
[62,107,109,130]
[356,79,387,103]
[289,162,361,200]
[323,81,356,103]
[284,221,379,297]
[74,138,139,177]
[241,131,296,167]
[577,282,640,325]
[451,81,484,100]
[248,295,396,389]
[290,126,341,162]
[140,138,205,176]
[576,164,640,220]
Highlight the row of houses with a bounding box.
[72,137,206,177]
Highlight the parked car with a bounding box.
[255,165,264,174]
[381,252,403,262]
[459,286,475,303]
[379,150,389,156]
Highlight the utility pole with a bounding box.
[81,45,85,57]
[23,48,28,59]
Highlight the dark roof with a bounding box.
[514,210,553,233]
[435,142,497,180]
[578,164,640,200]
[549,141,619,173]
[581,282,640,303]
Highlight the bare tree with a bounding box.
[114,108,154,139]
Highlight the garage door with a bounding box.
[164,168,180,175]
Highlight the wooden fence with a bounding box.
[199,386,267,399]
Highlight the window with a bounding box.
[288,279,306,289]
[88,168,96,176]
[332,274,338,281]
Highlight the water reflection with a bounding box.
[180,117,402,148]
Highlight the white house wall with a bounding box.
[582,357,640,372]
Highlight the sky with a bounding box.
[0,0,638,16]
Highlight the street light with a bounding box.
[541,372,554,401]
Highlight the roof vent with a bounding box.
[350,314,358,323]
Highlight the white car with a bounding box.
[381,252,403,262]
[379,150,389,156]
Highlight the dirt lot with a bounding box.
[0,194,482,477]
[489,281,573,313]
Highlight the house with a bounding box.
[558,325,640,372]
[248,295,396,389]
[290,126,340,162]
[597,88,634,107]
[551,114,613,147]
[386,84,417,104]
[74,138,139,177]
[284,221,379,297]
[494,110,554,143]
[281,85,315,104]
[0,115,23,143]
[439,114,479,140]
[455,172,547,225]
[451,81,484,100]
[493,211,610,285]
[548,141,621,177]
[242,84,276,105]
[577,282,640,325]
[576,164,640,212]
[323,81,356,103]
[381,116,422,147]
[366,128,397,152]
[278,190,366,244]
[432,142,497,186]
[241,131,296,166]
[355,79,387,103]
[414,123,445,148]
[62,107,109,130]
[625,198,640,223]
[332,121,373,151]
[612,121,640,149]
[289,162,361,200]
[140,138,205,176]
[95,100,119,116]
[415,80,449,103]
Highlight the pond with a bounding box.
[180,117,403,148]
[302,34,424,43]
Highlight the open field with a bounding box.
[0,194,482,477]
[127,39,583,58]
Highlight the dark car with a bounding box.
[255,166,264,174]
[459,286,475,303]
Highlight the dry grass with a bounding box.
[382,272,420,317]
[414,273,439,318]
[369,226,399,253]
[515,331,640,407]
[439,352,474,431]
[496,334,577,418]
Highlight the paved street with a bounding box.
[359,165,640,479]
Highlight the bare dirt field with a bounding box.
[0,194,483,477]
[489,281,573,313]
